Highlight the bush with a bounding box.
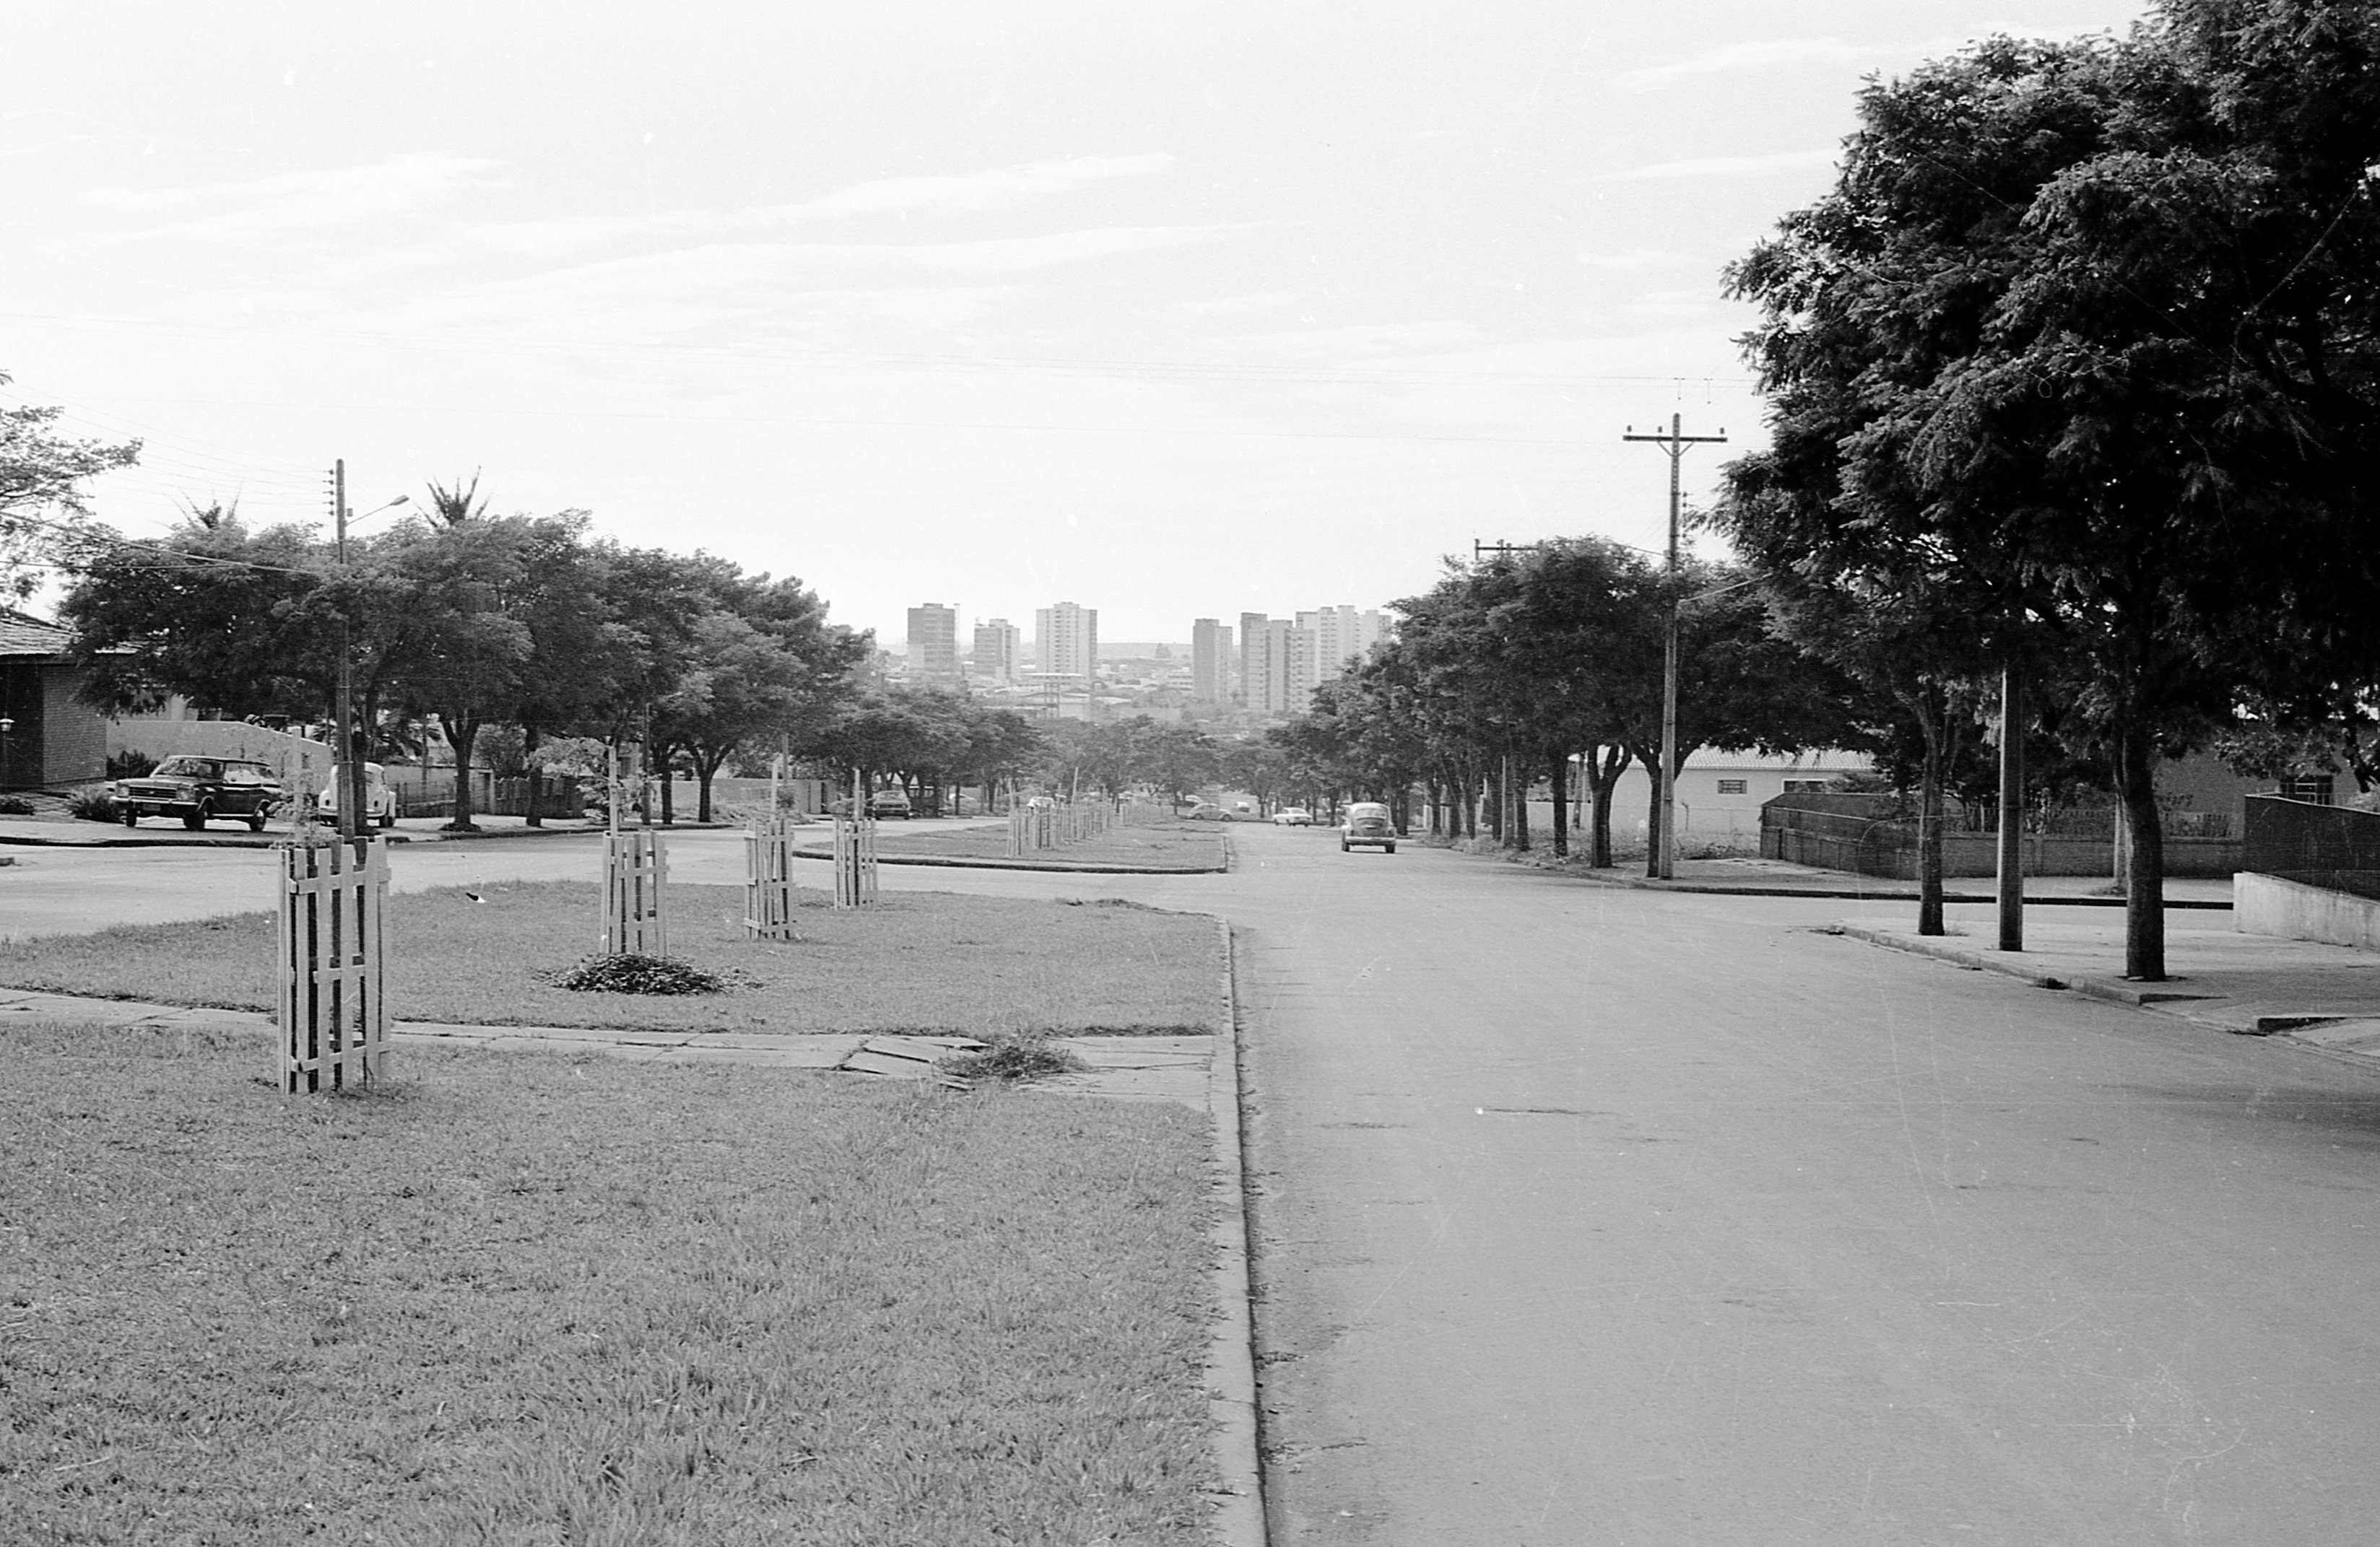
[105,751,156,780]
[939,1032,1089,1083]
[542,953,732,995]
[0,795,34,817]
[64,785,118,822]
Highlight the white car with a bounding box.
[1272,807,1313,826]
[314,763,398,829]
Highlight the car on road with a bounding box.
[1184,802,1228,820]
[119,755,285,832]
[867,788,913,819]
[1339,801,1397,853]
[313,763,398,829]
[1273,807,1313,826]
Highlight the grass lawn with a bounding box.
[0,1020,1217,1544]
[0,883,1222,1037]
[854,820,1225,870]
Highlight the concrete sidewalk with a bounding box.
[1840,914,2380,1066]
[1589,853,2236,907]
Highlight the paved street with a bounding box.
[8,827,2380,1543]
[1218,825,2380,1546]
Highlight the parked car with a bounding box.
[1184,802,1228,821]
[1340,801,1397,853]
[119,755,285,832]
[1272,807,1314,826]
[867,788,913,819]
[313,763,397,829]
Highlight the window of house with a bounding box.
[1716,778,1749,796]
[1781,779,1828,793]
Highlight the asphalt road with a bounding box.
[1219,824,2380,1546]
[10,827,2379,1542]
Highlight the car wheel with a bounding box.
[121,806,139,828]
[183,802,211,832]
[248,808,268,832]
[1340,839,1350,852]
[1386,843,1397,854]
[379,810,396,829]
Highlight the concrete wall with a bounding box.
[2237,872,2380,951]
[110,718,335,782]
[1763,802,2241,879]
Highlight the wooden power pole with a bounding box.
[1623,414,1727,879]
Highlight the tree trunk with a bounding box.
[1511,757,1532,852]
[445,715,482,832]
[1549,752,1568,859]
[1916,713,1947,937]
[2114,721,2166,980]
[523,725,543,828]
[1634,741,1663,878]
[1485,763,1504,842]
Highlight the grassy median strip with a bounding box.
[857,819,1225,869]
[0,1019,1217,1544]
[0,883,1220,1036]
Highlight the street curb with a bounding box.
[1206,919,1269,1547]
[1834,924,2226,1008]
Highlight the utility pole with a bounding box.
[1623,414,1727,880]
[1997,662,2025,951]
[330,460,357,841]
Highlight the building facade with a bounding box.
[1190,618,1232,703]
[1034,601,1099,684]
[905,603,960,683]
[972,617,1021,683]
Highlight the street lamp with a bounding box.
[0,717,14,793]
[331,466,408,839]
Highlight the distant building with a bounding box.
[1233,605,1389,715]
[1191,618,1232,703]
[1034,601,1098,684]
[972,617,1021,684]
[905,603,960,683]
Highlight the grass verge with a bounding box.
[0,1022,1215,1545]
[0,884,1220,1037]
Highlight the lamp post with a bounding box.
[331,460,407,840]
[0,716,14,793]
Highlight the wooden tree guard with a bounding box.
[277,837,390,1094]
[604,829,669,955]
[744,817,799,938]
[833,811,878,907]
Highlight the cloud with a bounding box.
[776,153,1176,219]
[1604,150,1836,181]
[1611,38,1873,94]
[78,152,499,243]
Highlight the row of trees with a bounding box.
[60,497,866,828]
[1717,0,2380,977]
[1262,538,1867,863]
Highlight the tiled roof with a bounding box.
[0,611,76,658]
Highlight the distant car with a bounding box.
[867,788,913,819]
[1340,801,1396,853]
[119,755,284,832]
[1184,803,1228,821]
[313,763,398,829]
[1273,807,1313,826]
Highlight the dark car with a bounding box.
[119,755,285,831]
[866,788,913,819]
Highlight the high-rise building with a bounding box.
[905,603,960,683]
[1190,619,1231,703]
[972,617,1021,683]
[1034,601,1098,684]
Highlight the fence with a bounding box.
[604,829,669,954]
[833,813,878,907]
[744,817,800,938]
[2242,794,2380,901]
[277,837,389,1094]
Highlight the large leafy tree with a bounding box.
[1724,6,2380,977]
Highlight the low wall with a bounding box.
[2237,872,2380,951]
[1762,802,2239,879]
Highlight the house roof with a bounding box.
[0,610,74,660]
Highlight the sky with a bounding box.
[1,0,2155,648]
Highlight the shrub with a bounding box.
[940,1032,1088,1083]
[64,785,118,822]
[0,795,34,817]
[105,751,157,780]
[542,953,731,995]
